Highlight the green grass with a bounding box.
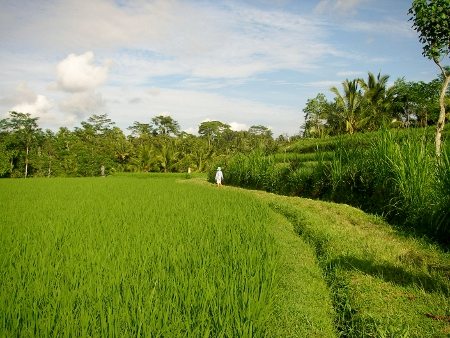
[0,174,336,337]
[254,192,450,337]
[270,151,334,163]
[0,175,278,336]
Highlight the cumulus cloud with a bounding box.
[8,93,66,128]
[11,94,52,116]
[57,52,110,92]
[2,83,53,123]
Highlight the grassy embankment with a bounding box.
[253,190,450,337]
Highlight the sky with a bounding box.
[0,0,439,136]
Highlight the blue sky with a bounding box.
[0,0,439,136]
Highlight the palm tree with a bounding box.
[154,136,179,172]
[330,79,364,134]
[358,72,394,130]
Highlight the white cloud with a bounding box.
[0,82,37,107]
[3,0,336,80]
[343,18,414,37]
[303,80,342,88]
[104,87,298,136]
[229,122,249,131]
[336,70,365,77]
[59,91,105,118]
[9,94,65,127]
[12,94,52,116]
[315,0,367,15]
[57,52,110,92]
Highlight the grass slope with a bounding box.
[257,196,336,337]
[251,191,450,337]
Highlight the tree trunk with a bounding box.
[435,74,450,157]
[48,160,52,178]
[25,145,29,178]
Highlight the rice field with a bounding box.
[3,173,447,337]
[0,174,280,337]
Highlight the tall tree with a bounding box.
[151,115,180,136]
[358,72,394,129]
[198,121,231,150]
[154,136,179,172]
[330,79,364,134]
[392,78,441,126]
[409,0,450,156]
[74,114,118,176]
[248,125,272,138]
[302,93,331,137]
[248,125,274,151]
[81,114,115,134]
[0,112,41,178]
[128,121,152,138]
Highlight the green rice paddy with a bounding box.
[0,174,282,336]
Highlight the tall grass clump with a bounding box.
[0,175,279,336]
[433,150,450,241]
[217,128,449,247]
[366,130,449,243]
[209,150,329,198]
[209,151,277,191]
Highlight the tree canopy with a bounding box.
[409,0,450,155]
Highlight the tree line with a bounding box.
[302,71,449,138]
[0,112,277,178]
[1,71,448,178]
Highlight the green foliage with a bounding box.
[302,71,448,137]
[408,0,450,62]
[0,112,280,177]
[221,129,450,247]
[330,79,364,135]
[409,0,450,155]
[151,115,180,136]
[302,93,331,138]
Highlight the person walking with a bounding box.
[215,167,224,187]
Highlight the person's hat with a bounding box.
[217,167,221,171]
